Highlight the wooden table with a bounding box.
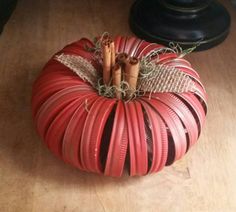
[0,0,235,211]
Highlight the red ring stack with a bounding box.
[32,36,207,177]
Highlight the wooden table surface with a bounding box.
[0,0,236,211]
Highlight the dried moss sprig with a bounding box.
[169,39,203,58]
[179,39,203,58]
[142,47,176,63]
[84,32,110,52]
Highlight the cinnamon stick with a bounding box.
[102,33,110,41]
[102,40,112,85]
[124,56,140,97]
[112,63,122,99]
[110,41,116,68]
[116,53,128,65]
[116,53,129,84]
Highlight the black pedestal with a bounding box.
[129,0,231,51]
[0,0,17,34]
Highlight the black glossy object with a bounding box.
[129,0,231,51]
[0,0,17,34]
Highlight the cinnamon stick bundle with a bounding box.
[102,36,140,100]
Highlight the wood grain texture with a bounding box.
[0,0,235,211]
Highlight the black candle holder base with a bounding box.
[0,0,17,34]
[129,0,231,51]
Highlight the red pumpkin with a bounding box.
[32,36,207,177]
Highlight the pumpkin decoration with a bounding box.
[32,34,207,177]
